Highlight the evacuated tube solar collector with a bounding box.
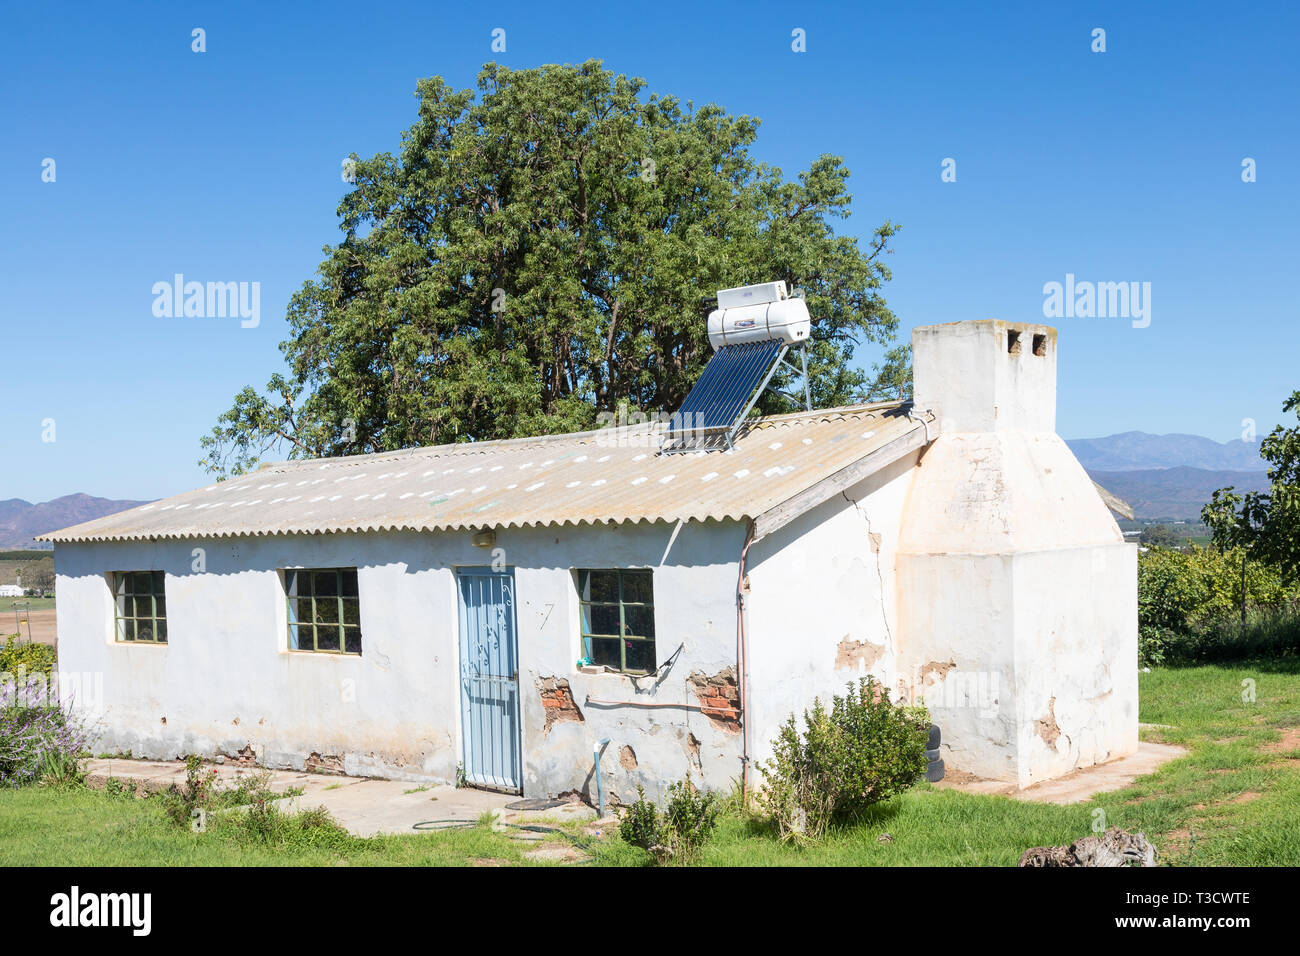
[664,281,813,453]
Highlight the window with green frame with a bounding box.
[114,571,167,643]
[576,569,655,674]
[286,568,362,654]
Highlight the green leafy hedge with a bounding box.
[1138,545,1300,664]
[0,636,56,678]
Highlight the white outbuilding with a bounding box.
[44,318,1137,798]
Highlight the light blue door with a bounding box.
[456,566,522,792]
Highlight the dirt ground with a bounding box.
[4,608,55,646]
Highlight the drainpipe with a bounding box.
[737,520,756,798]
[593,737,611,817]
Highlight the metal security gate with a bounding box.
[456,566,522,792]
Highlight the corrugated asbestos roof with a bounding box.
[40,402,932,544]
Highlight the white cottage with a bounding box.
[44,319,1137,799]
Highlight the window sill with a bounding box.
[282,649,363,659]
[577,665,656,679]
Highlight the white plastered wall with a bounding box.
[52,521,747,798]
[744,452,919,770]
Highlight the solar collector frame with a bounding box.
[663,338,789,453]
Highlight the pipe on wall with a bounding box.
[737,520,756,797]
[593,737,611,817]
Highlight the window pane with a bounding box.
[623,605,655,639]
[137,623,155,642]
[116,574,127,596]
[583,603,621,636]
[589,637,621,669]
[341,598,360,627]
[624,638,656,674]
[120,618,135,642]
[315,599,339,625]
[132,595,152,619]
[132,571,152,594]
[286,569,361,653]
[152,571,165,594]
[621,571,653,604]
[315,626,341,652]
[156,620,168,643]
[581,570,620,603]
[154,596,166,620]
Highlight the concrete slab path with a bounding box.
[84,758,601,838]
[931,741,1188,805]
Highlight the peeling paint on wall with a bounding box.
[305,751,344,774]
[537,677,583,732]
[921,659,956,683]
[219,743,258,766]
[682,731,703,773]
[1036,697,1061,749]
[619,745,637,770]
[834,636,885,673]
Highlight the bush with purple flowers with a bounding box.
[0,673,89,788]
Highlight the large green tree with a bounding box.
[201,60,903,476]
[1203,390,1300,580]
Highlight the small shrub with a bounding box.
[104,776,136,798]
[218,799,354,850]
[757,677,929,843]
[210,769,278,809]
[618,786,664,852]
[663,780,720,864]
[156,755,219,829]
[619,780,721,865]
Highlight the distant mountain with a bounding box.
[1067,431,1267,472]
[1086,467,1271,522]
[0,494,151,550]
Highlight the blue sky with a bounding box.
[2,0,1296,501]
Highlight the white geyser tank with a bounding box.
[707,281,811,350]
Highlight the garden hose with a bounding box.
[410,818,598,853]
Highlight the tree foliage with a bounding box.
[200,60,903,475]
[1138,544,1297,635]
[1140,524,1183,549]
[1203,391,1300,581]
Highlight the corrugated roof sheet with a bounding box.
[41,402,932,543]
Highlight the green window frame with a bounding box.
[114,571,167,644]
[577,569,656,674]
[286,568,362,655]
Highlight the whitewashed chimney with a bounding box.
[897,320,1138,788]
[912,320,1057,434]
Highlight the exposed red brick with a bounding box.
[537,677,583,732]
[688,668,741,733]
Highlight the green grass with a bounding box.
[0,787,572,866]
[1,596,55,613]
[598,661,1300,866]
[1,662,1297,866]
